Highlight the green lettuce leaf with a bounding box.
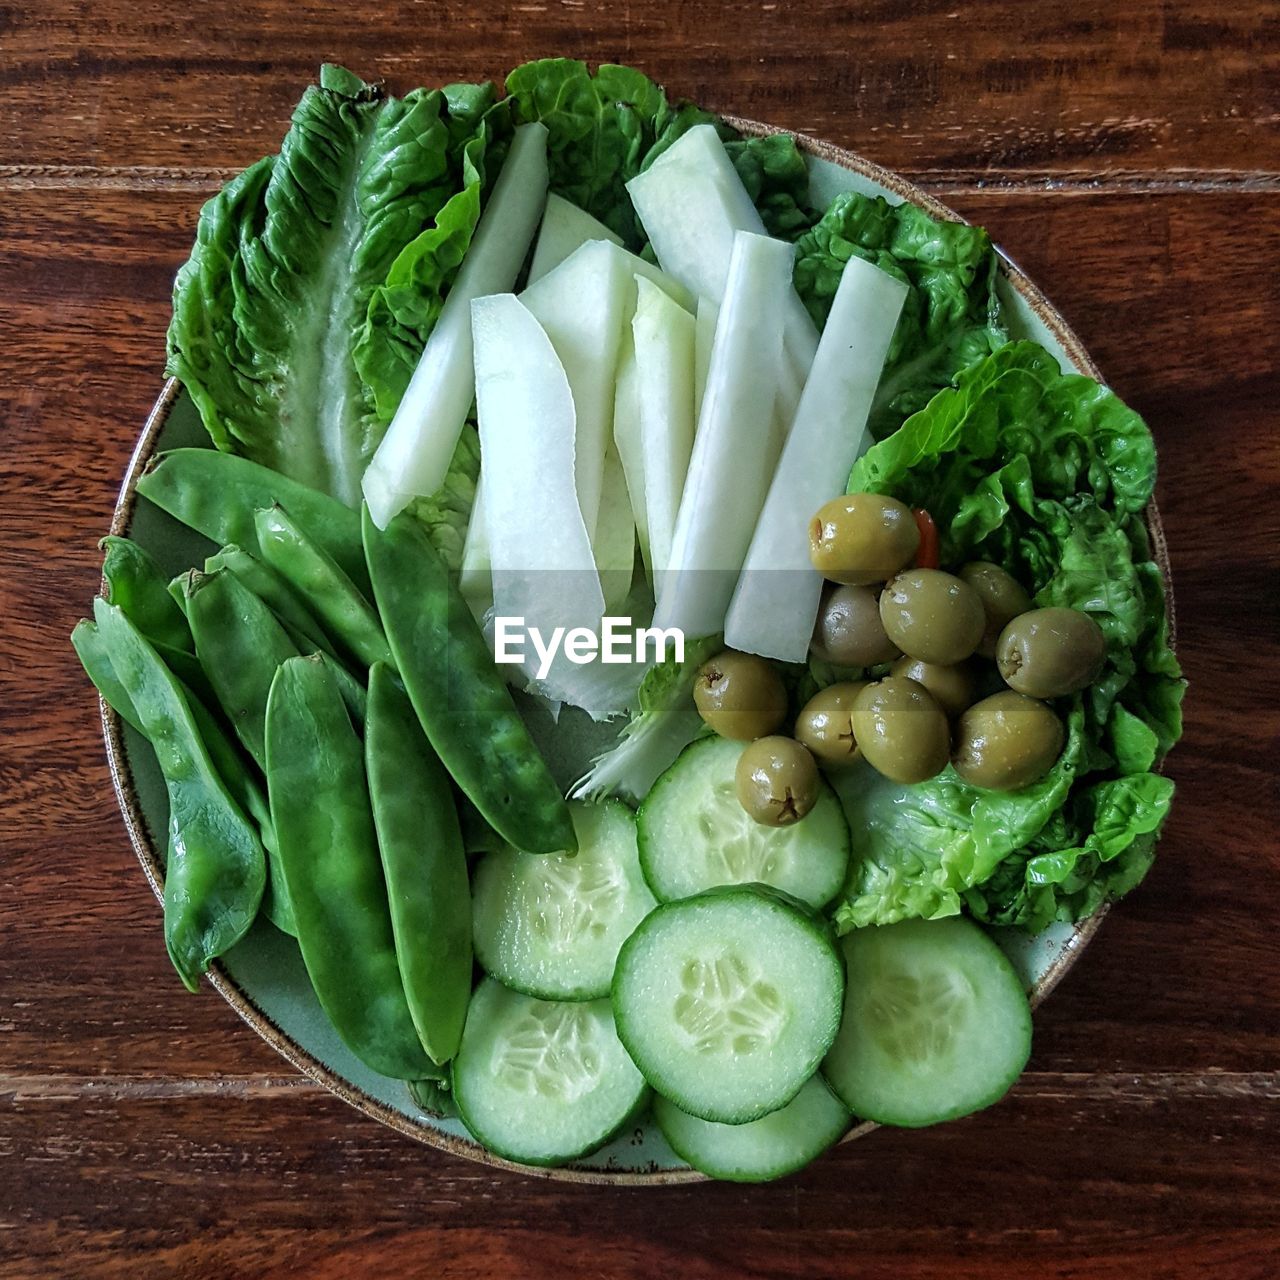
[833,341,1183,932]
[793,192,1007,438]
[404,427,481,571]
[167,66,509,507]
[505,58,815,247]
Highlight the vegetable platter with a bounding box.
[78,59,1182,1184]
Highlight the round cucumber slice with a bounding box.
[613,885,844,1125]
[471,800,657,1001]
[655,1074,851,1182]
[453,979,649,1167]
[638,736,850,909]
[823,918,1032,1128]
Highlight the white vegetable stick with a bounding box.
[362,123,549,529]
[612,328,651,575]
[632,276,697,582]
[521,241,631,544]
[595,444,637,611]
[724,255,909,662]
[693,296,717,419]
[652,231,793,638]
[472,294,634,720]
[625,123,818,388]
[527,193,623,284]
[458,471,492,622]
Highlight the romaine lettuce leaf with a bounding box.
[793,192,1007,438]
[833,341,1183,933]
[167,66,510,507]
[505,58,815,247]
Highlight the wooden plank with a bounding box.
[1,1084,1277,1278]
[0,1,1275,181]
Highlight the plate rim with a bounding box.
[100,120,1175,1185]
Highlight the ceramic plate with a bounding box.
[101,119,1171,1184]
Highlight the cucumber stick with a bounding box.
[528,192,623,284]
[655,1074,851,1182]
[823,918,1033,1127]
[453,979,648,1167]
[639,736,850,909]
[613,885,844,1124]
[471,800,656,1001]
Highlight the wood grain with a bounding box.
[2,2,1278,1275]
[0,0,1275,183]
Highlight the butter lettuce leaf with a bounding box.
[794,192,1007,438]
[167,66,510,507]
[505,58,815,247]
[834,341,1183,933]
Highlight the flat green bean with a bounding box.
[100,535,193,653]
[265,656,432,1080]
[256,505,391,670]
[366,662,472,1065]
[136,449,370,594]
[93,599,265,989]
[362,507,576,856]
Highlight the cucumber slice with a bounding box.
[452,979,648,1166]
[654,1074,851,1182]
[613,885,844,1124]
[471,800,657,1001]
[638,737,850,909]
[823,918,1033,1128]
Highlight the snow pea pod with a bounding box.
[136,449,370,594]
[366,662,472,1065]
[74,608,294,936]
[185,568,299,770]
[93,599,266,989]
[256,504,391,670]
[100,536,193,653]
[204,544,338,660]
[362,507,576,856]
[265,655,432,1080]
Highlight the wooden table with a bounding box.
[3,2,1277,1275]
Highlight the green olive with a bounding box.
[878,569,985,665]
[889,657,975,718]
[952,691,1065,791]
[811,584,900,667]
[795,682,867,766]
[996,607,1106,699]
[808,493,920,586]
[693,650,788,740]
[850,677,950,784]
[960,561,1033,657]
[734,736,820,826]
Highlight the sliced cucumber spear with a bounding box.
[527,192,623,284]
[362,122,549,528]
[652,231,794,638]
[725,254,909,662]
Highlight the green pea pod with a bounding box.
[457,793,504,856]
[185,568,299,770]
[136,449,370,594]
[204,545,338,661]
[362,507,576,856]
[93,599,266,990]
[73,610,294,936]
[408,1074,457,1119]
[265,655,432,1080]
[256,505,391,670]
[100,536,193,653]
[366,662,472,1065]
